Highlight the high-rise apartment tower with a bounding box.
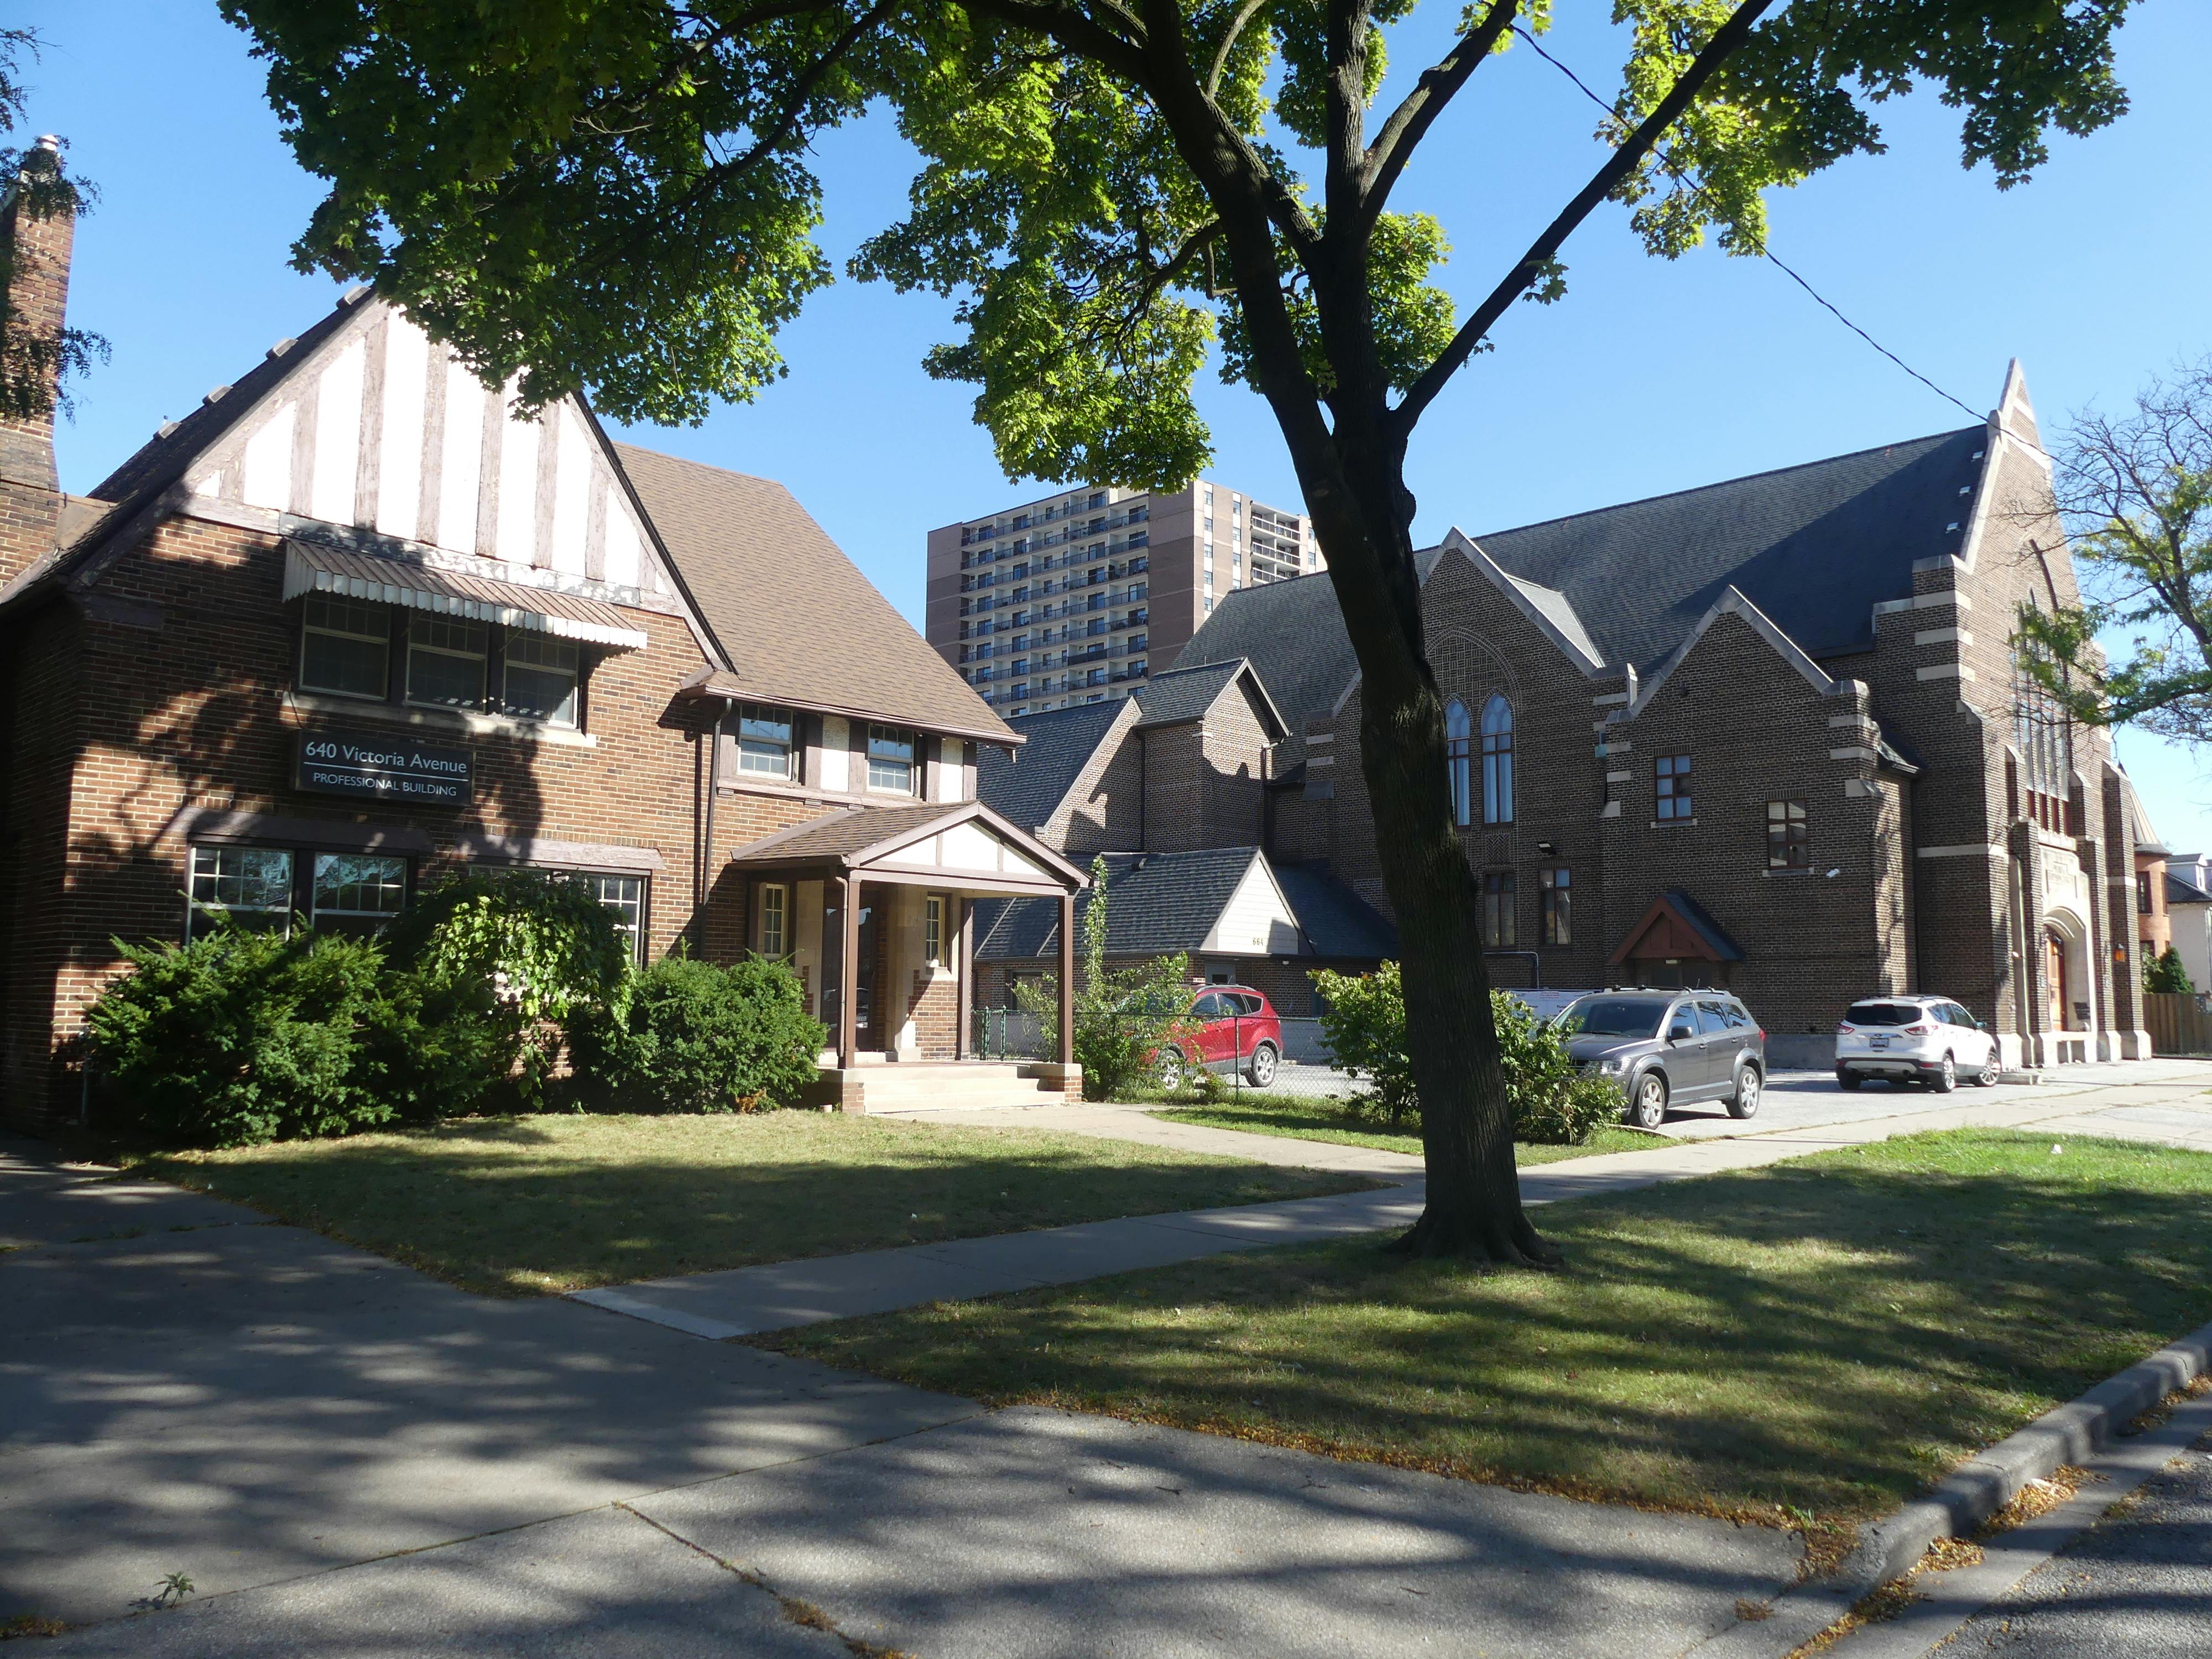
[925,480,1318,714]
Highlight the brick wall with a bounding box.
[1,507,724,1130]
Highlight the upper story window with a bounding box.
[1445,699,1473,827]
[503,633,580,727]
[2138,870,2154,915]
[406,614,488,710]
[1766,800,1809,868]
[300,595,390,700]
[1480,695,1514,825]
[2012,644,2075,831]
[868,725,918,793]
[1657,754,1693,821]
[736,703,797,780]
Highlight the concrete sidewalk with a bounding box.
[5,1135,1804,1655]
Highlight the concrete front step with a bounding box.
[826,1061,1076,1113]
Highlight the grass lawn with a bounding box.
[138,1113,1375,1296]
[1150,1097,1660,1165]
[769,1130,2212,1528]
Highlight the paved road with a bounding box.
[1914,1430,2212,1659]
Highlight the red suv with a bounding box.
[1157,985,1284,1088]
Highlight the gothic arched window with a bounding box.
[1446,699,1473,827]
[1481,695,1515,825]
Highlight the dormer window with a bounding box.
[867,725,917,793]
[736,703,797,779]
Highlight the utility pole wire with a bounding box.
[1508,23,2003,440]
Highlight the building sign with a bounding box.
[295,731,474,806]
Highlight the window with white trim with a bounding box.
[589,873,646,961]
[502,632,580,727]
[867,725,917,793]
[310,853,408,936]
[758,882,789,958]
[925,895,945,967]
[405,614,488,709]
[737,704,797,780]
[300,595,389,700]
[187,846,295,935]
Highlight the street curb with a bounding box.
[1684,1314,2212,1659]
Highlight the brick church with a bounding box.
[978,367,2157,1071]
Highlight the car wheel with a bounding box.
[1726,1064,1762,1119]
[1929,1053,1957,1094]
[1836,1069,1861,1092]
[1246,1041,1279,1088]
[1975,1048,2001,1086]
[1156,1047,1188,1091]
[1627,1071,1669,1130]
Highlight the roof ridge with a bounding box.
[1462,425,1984,547]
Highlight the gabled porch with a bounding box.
[725,801,1090,1110]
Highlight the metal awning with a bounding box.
[283,541,650,651]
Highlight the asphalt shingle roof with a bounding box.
[977,701,1128,830]
[1171,429,1990,741]
[1133,659,1243,728]
[615,444,1016,745]
[1272,863,1396,959]
[975,848,1262,961]
[973,848,1394,966]
[727,802,965,865]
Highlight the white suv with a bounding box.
[1835,997,2000,1092]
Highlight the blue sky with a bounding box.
[20,1,2212,850]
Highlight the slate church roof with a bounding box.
[1173,426,1990,743]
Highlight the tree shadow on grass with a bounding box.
[136,1113,1373,1295]
[776,1133,2212,1525]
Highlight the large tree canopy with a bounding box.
[223,0,2143,1262]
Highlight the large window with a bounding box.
[1540,867,1571,946]
[1766,800,1809,869]
[758,882,789,958]
[736,703,797,780]
[502,632,580,726]
[1480,695,1514,825]
[188,846,294,934]
[300,595,389,699]
[868,726,917,792]
[310,853,407,936]
[1446,699,1473,827]
[1482,870,1517,947]
[1657,754,1693,821]
[405,614,488,709]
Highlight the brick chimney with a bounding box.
[0,135,76,586]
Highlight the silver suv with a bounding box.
[1557,989,1767,1130]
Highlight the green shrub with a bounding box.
[569,954,826,1112]
[1310,962,1613,1144]
[1013,854,1199,1100]
[85,921,390,1148]
[1311,962,1418,1127]
[2144,946,2193,994]
[380,869,632,1110]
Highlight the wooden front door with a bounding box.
[2046,932,2069,1030]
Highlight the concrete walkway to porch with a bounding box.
[572,1063,2212,1343]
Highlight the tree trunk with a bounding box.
[1298,440,1558,1266]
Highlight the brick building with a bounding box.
[0,189,1079,1132]
[987,369,2156,1071]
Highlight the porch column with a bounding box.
[954,898,974,1061]
[838,874,860,1069]
[1057,890,1075,1066]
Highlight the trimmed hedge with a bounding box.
[568,954,826,1113]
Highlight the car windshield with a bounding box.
[1844,1002,1923,1026]
[1557,998,1666,1039]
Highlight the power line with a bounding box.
[1507,24,1994,434]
